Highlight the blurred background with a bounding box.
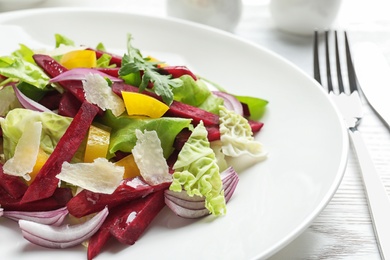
[1,0,389,75]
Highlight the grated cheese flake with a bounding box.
[56,158,124,194]
[3,121,42,181]
[132,129,172,185]
[83,73,125,117]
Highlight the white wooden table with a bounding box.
[2,0,389,259]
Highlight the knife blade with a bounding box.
[353,42,390,128]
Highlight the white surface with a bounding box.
[0,7,348,260]
[1,0,390,259]
[166,0,242,32]
[353,42,390,128]
[269,0,342,35]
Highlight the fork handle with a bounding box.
[349,129,390,259]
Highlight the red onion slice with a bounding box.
[49,68,122,83]
[212,91,244,116]
[12,85,52,113]
[19,207,108,249]
[165,190,205,210]
[223,177,239,203]
[221,167,239,203]
[164,196,210,219]
[0,208,3,217]
[3,207,68,226]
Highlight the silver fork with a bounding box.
[314,31,390,260]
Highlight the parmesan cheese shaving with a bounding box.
[132,129,172,185]
[3,121,42,181]
[56,158,124,194]
[83,73,125,117]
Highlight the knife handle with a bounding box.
[349,129,390,259]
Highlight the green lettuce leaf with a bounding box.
[0,56,50,89]
[197,76,268,120]
[0,108,72,160]
[170,121,226,216]
[0,86,21,117]
[55,34,75,48]
[235,95,268,120]
[173,75,223,114]
[96,53,114,68]
[17,82,51,102]
[96,42,106,51]
[197,92,224,115]
[12,44,35,64]
[100,111,191,158]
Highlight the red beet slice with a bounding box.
[164,101,219,126]
[0,187,72,211]
[67,177,170,218]
[89,48,123,67]
[38,90,62,111]
[158,66,197,80]
[0,164,28,199]
[58,91,82,117]
[33,54,86,103]
[87,225,112,260]
[95,67,120,78]
[86,190,165,259]
[108,189,166,244]
[248,120,264,133]
[21,102,99,203]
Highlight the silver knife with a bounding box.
[353,42,390,128]
[353,42,390,259]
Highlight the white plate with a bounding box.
[0,8,348,260]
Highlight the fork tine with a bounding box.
[344,32,358,93]
[334,31,345,93]
[313,31,322,84]
[325,31,334,93]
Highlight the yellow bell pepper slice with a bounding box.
[28,148,49,185]
[115,154,141,179]
[121,91,169,119]
[60,50,97,69]
[84,124,111,163]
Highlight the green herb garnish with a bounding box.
[118,34,182,105]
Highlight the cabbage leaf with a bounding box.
[170,121,226,216]
[219,106,266,158]
[0,108,72,160]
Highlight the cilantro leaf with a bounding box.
[118,34,182,105]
